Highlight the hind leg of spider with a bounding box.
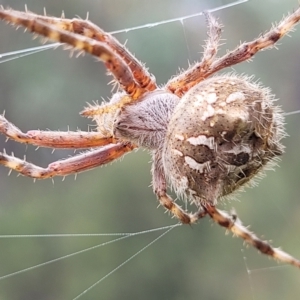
[0,143,135,178]
[152,151,206,224]
[204,204,300,269]
[0,114,115,148]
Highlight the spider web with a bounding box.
[0,0,299,299]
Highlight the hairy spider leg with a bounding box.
[153,143,300,270]
[167,7,300,97]
[0,143,135,178]
[152,151,206,224]
[166,12,222,96]
[0,115,116,148]
[153,165,300,270]
[0,8,144,100]
[204,204,300,269]
[3,8,157,91]
[0,8,144,154]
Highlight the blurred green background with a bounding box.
[0,0,300,299]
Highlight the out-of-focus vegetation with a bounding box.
[0,0,299,299]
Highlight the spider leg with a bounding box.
[198,12,222,72]
[166,7,300,97]
[0,143,134,178]
[69,18,157,91]
[207,7,300,78]
[152,151,206,224]
[204,204,300,269]
[166,12,222,96]
[7,10,157,91]
[0,114,116,148]
[157,193,206,224]
[0,8,144,100]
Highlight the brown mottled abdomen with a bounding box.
[163,75,285,205]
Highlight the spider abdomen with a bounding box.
[163,75,285,205]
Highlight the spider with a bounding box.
[0,6,300,269]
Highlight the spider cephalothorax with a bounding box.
[0,7,300,268]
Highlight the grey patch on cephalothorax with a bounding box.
[114,90,180,149]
